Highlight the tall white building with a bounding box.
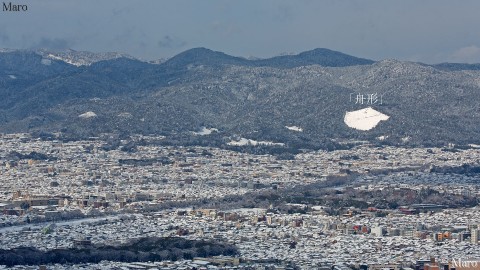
[372,226,384,237]
[471,228,478,244]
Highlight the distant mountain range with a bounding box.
[1,47,480,149]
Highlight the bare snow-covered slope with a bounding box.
[37,49,136,66]
[227,138,285,146]
[285,126,303,132]
[344,107,389,131]
[78,111,97,118]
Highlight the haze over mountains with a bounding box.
[1,47,480,150]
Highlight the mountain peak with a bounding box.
[299,48,341,55]
[253,48,374,68]
[296,48,374,66]
[163,47,248,68]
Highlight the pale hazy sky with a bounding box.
[1,0,480,63]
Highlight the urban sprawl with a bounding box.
[1,133,480,270]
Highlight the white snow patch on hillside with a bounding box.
[193,127,219,135]
[344,107,389,131]
[47,54,86,66]
[285,126,303,132]
[227,138,285,146]
[39,50,136,66]
[377,135,388,141]
[78,111,97,118]
[41,59,52,65]
[117,112,132,118]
